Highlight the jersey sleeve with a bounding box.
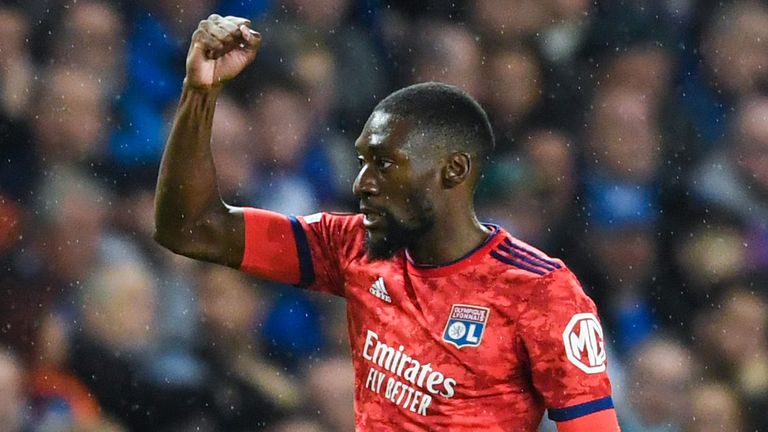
[291,212,365,296]
[240,208,364,296]
[516,267,620,431]
[239,207,302,284]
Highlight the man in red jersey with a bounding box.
[154,14,621,431]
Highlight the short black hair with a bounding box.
[374,82,495,168]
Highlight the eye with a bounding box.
[357,156,365,167]
[376,159,393,170]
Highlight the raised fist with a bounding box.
[185,14,261,90]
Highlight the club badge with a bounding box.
[443,304,490,349]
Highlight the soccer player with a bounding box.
[154,14,621,431]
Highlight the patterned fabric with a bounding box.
[242,210,616,431]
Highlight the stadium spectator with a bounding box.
[194,266,301,430]
[405,20,482,98]
[579,85,665,352]
[0,168,112,363]
[69,260,182,430]
[618,335,698,431]
[685,381,745,432]
[291,44,360,207]
[599,44,674,108]
[293,45,337,119]
[538,0,593,65]
[677,0,768,155]
[699,1,768,103]
[267,416,329,432]
[49,1,125,95]
[481,44,546,150]
[0,7,36,201]
[259,0,388,129]
[0,6,34,119]
[477,128,578,250]
[210,95,259,203]
[0,349,29,432]
[693,286,768,431]
[111,0,215,168]
[31,67,110,168]
[520,129,578,242]
[0,194,23,257]
[688,96,768,273]
[585,86,663,184]
[304,356,355,431]
[470,0,553,44]
[246,82,315,212]
[28,312,100,426]
[666,223,751,344]
[579,193,659,354]
[109,180,204,353]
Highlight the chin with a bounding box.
[364,230,403,261]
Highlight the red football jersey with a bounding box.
[241,210,617,431]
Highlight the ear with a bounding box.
[442,152,472,189]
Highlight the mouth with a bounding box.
[360,204,385,229]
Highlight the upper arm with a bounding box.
[219,205,247,267]
[239,210,361,293]
[516,268,620,430]
[153,202,246,268]
[238,207,301,284]
[288,212,362,295]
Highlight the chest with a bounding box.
[342,260,527,388]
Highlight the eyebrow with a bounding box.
[355,139,389,153]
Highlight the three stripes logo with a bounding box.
[369,277,392,303]
[490,237,562,275]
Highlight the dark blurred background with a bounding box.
[0,0,766,431]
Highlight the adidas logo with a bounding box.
[369,277,392,303]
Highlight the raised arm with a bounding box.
[154,14,261,267]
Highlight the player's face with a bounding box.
[353,111,438,260]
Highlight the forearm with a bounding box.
[154,14,259,266]
[154,83,233,260]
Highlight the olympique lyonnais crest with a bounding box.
[443,304,490,349]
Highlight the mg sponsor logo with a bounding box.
[562,313,606,374]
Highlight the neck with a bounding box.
[406,208,491,265]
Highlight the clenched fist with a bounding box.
[185,14,262,90]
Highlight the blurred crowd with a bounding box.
[0,0,767,431]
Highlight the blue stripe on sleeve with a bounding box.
[288,216,315,287]
[547,396,614,422]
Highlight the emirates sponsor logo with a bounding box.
[362,329,457,416]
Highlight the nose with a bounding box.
[352,164,379,197]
